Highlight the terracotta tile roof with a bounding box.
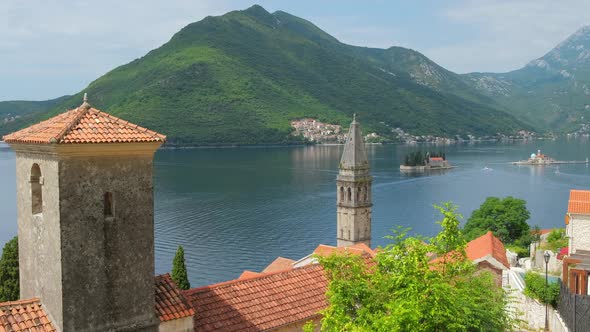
[184,264,327,331]
[313,243,375,258]
[238,270,264,280]
[262,257,295,273]
[0,298,56,332]
[154,274,195,322]
[430,231,509,269]
[568,190,590,214]
[466,231,510,269]
[3,101,165,144]
[430,157,444,161]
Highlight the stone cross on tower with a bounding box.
[336,115,372,247]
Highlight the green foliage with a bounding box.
[303,320,316,332]
[505,244,530,258]
[171,246,190,290]
[317,203,515,332]
[544,228,568,252]
[0,236,19,302]
[403,151,426,166]
[523,272,560,307]
[0,6,529,144]
[463,196,531,244]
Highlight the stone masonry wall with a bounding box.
[16,151,63,330]
[58,155,158,332]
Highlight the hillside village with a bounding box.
[0,97,588,331]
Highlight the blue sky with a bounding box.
[1,0,589,100]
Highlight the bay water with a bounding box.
[1,139,589,286]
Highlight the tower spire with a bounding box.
[339,115,369,173]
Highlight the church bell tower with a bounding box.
[336,115,372,247]
[3,95,165,332]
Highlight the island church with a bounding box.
[0,97,509,331]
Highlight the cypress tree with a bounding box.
[0,236,19,302]
[171,245,190,290]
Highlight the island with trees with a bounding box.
[400,151,454,173]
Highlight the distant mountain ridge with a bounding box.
[0,5,530,144]
[465,25,590,131]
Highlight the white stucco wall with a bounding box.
[158,317,193,332]
[567,214,590,253]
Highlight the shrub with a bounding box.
[523,272,559,307]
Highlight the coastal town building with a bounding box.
[563,189,590,295]
[465,231,510,286]
[336,115,373,247]
[290,119,344,143]
[429,231,509,286]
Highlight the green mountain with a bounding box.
[0,5,528,144]
[465,26,590,131]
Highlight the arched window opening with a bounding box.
[364,186,368,201]
[357,187,361,202]
[340,229,344,238]
[30,164,42,215]
[339,187,344,202]
[104,192,114,217]
[348,230,351,239]
[347,187,352,202]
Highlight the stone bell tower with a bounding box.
[3,94,165,332]
[336,115,372,247]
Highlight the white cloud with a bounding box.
[429,0,590,73]
[0,0,232,100]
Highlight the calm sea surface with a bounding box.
[1,139,590,286]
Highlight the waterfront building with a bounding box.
[563,189,590,295]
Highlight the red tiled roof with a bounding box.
[238,271,264,280]
[262,257,295,274]
[184,264,327,332]
[466,231,510,269]
[154,274,195,322]
[568,190,590,214]
[430,231,509,269]
[313,243,375,258]
[3,102,165,144]
[430,157,444,161]
[0,298,56,332]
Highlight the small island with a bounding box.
[511,150,589,165]
[400,151,455,173]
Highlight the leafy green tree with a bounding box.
[317,203,515,332]
[544,229,568,252]
[463,196,531,244]
[171,246,190,290]
[0,236,19,302]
